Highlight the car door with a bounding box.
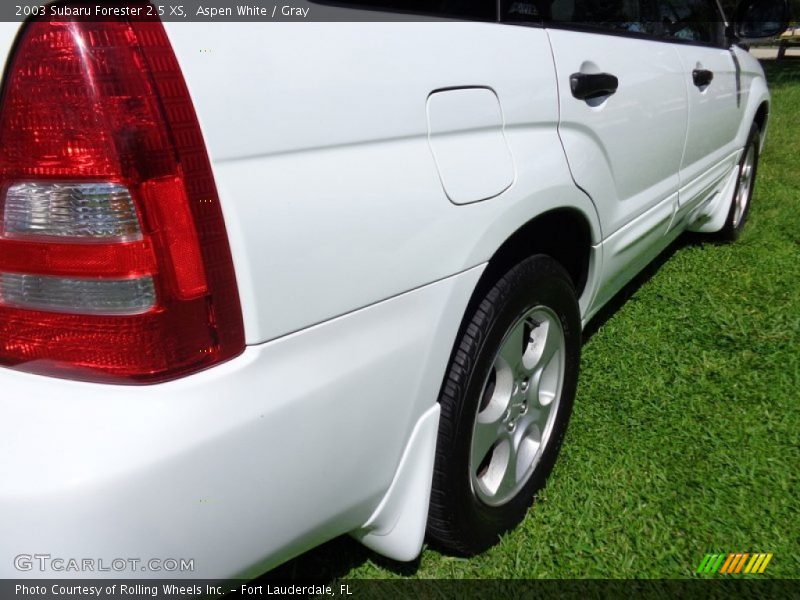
[659,0,744,219]
[540,0,689,305]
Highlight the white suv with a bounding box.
[0,0,787,579]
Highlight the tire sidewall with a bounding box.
[442,256,581,550]
[723,123,760,239]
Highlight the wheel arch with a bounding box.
[462,207,595,328]
[753,100,769,148]
[737,60,770,150]
[689,96,769,234]
[347,206,598,562]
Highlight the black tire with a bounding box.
[427,254,581,555]
[718,122,760,242]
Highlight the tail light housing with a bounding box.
[0,13,245,383]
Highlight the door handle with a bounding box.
[569,72,619,100]
[692,68,714,87]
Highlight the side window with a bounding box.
[500,0,546,22]
[502,0,726,45]
[657,0,726,44]
[316,0,497,21]
[528,0,663,36]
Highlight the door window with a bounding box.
[314,0,497,21]
[657,0,726,44]
[504,0,726,45]
[552,0,661,35]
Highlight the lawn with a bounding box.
[266,59,800,580]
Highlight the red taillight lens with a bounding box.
[0,16,245,383]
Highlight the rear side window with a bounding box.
[500,1,545,22]
[657,0,725,44]
[318,0,497,20]
[542,0,662,35]
[502,0,726,45]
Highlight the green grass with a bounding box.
[266,60,800,580]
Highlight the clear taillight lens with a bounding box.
[0,273,156,315]
[3,182,141,241]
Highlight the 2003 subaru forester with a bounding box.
[0,0,788,579]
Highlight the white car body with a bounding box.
[0,3,770,579]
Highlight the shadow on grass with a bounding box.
[253,534,420,582]
[254,230,721,582]
[582,234,697,343]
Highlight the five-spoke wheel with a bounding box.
[720,121,760,241]
[732,141,756,229]
[470,307,565,506]
[428,255,580,555]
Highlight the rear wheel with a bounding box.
[719,122,760,241]
[427,255,580,555]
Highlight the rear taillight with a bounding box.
[0,15,245,383]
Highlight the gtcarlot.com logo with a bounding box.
[14,554,194,573]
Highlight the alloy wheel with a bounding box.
[469,306,566,506]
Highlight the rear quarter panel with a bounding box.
[163,22,601,343]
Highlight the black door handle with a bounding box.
[570,72,619,100]
[692,69,714,87]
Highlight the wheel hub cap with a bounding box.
[470,305,566,506]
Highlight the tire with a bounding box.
[718,122,760,242]
[427,254,581,555]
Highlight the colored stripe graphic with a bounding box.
[696,555,711,573]
[711,554,726,572]
[720,554,736,574]
[734,553,749,573]
[744,555,759,573]
[758,553,774,573]
[697,552,773,574]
